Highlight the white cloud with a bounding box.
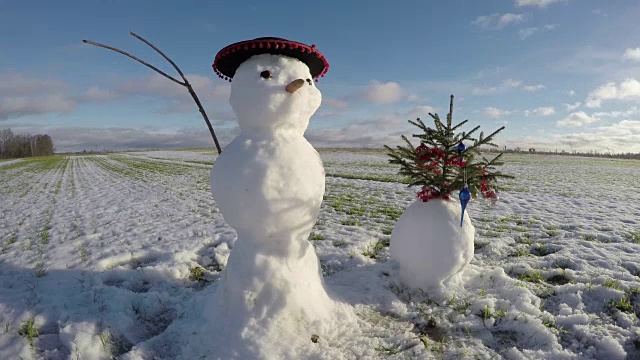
[472,79,544,95]
[483,107,515,118]
[1,94,76,120]
[519,28,539,39]
[563,102,581,111]
[83,86,117,102]
[121,73,231,113]
[518,24,557,39]
[522,84,545,92]
[360,80,405,104]
[472,13,525,29]
[307,114,411,148]
[525,106,555,116]
[623,48,640,61]
[592,107,640,119]
[515,0,564,8]
[323,98,349,111]
[0,73,68,96]
[406,94,429,103]
[0,72,77,120]
[472,86,497,95]
[585,78,640,108]
[503,79,522,88]
[523,120,640,153]
[568,90,576,96]
[406,105,437,118]
[556,111,599,127]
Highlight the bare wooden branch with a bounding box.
[128,32,222,155]
[82,33,223,155]
[130,32,188,82]
[82,40,184,86]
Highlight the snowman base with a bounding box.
[196,237,357,359]
[390,199,475,295]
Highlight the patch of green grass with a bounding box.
[479,305,492,321]
[483,230,502,238]
[341,219,362,227]
[183,160,214,165]
[474,241,489,251]
[447,297,471,314]
[513,247,530,257]
[478,305,507,326]
[77,243,89,263]
[531,244,555,256]
[627,287,640,296]
[547,270,571,285]
[608,296,634,313]
[627,231,640,244]
[333,240,347,247]
[541,316,569,334]
[375,345,399,355]
[604,278,622,290]
[381,227,393,235]
[520,270,544,283]
[309,232,325,241]
[516,235,533,245]
[546,229,559,237]
[18,315,39,347]
[362,246,379,259]
[362,239,389,259]
[582,234,599,242]
[346,205,366,216]
[379,206,402,221]
[189,265,207,283]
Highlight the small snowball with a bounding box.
[390,199,475,292]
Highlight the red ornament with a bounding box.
[418,187,441,202]
[480,180,488,192]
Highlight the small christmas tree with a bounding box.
[384,95,512,204]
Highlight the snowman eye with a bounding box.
[306,79,313,86]
[260,70,272,79]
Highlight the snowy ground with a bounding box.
[0,150,639,359]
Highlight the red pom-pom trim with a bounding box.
[213,38,329,81]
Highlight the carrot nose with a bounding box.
[285,79,306,94]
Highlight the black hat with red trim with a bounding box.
[213,37,329,82]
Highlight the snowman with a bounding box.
[197,37,356,359]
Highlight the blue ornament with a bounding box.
[456,142,466,154]
[459,186,471,227]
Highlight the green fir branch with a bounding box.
[384,95,512,200]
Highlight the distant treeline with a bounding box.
[0,129,54,159]
[484,147,640,160]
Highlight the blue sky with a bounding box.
[2,0,640,153]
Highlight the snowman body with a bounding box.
[390,199,475,294]
[204,54,354,358]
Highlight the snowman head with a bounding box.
[230,54,321,136]
[213,38,329,137]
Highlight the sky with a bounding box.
[2,0,640,153]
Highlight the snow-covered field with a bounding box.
[1,150,639,359]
